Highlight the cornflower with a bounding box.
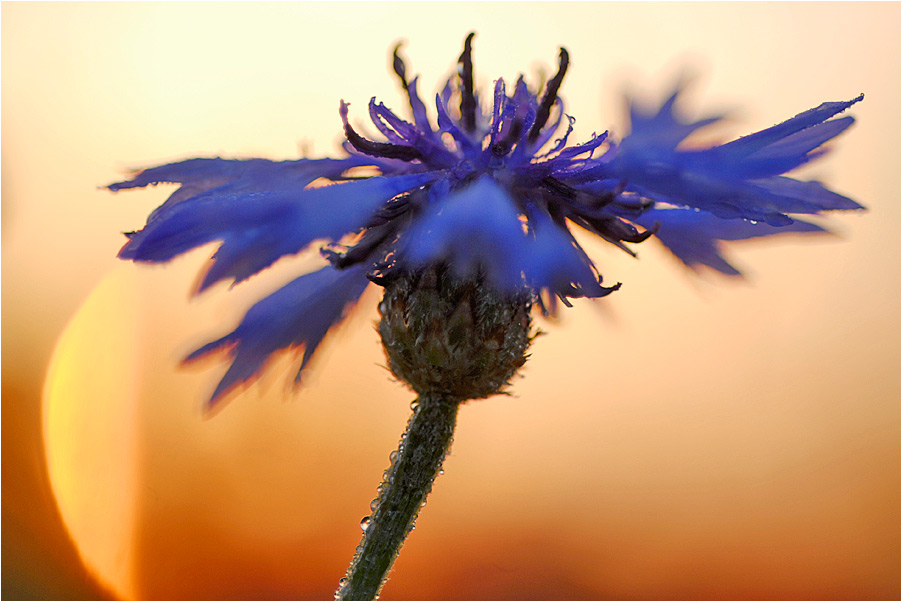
[109,34,863,600]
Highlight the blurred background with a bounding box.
[3,2,899,600]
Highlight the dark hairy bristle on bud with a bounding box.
[378,267,533,402]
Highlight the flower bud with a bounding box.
[378,267,533,402]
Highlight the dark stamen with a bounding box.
[370,195,412,225]
[528,48,570,144]
[458,32,477,133]
[392,43,409,89]
[585,214,658,244]
[491,117,524,156]
[323,218,402,269]
[341,102,423,162]
[541,176,578,199]
[344,122,423,162]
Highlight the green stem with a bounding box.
[336,394,459,601]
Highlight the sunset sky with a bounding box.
[3,3,899,600]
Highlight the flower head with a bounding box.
[109,34,863,406]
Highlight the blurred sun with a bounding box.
[42,269,143,598]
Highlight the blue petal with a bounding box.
[626,87,723,149]
[751,176,863,212]
[434,93,479,157]
[368,99,408,145]
[529,99,566,153]
[594,89,863,224]
[108,158,367,223]
[400,176,614,298]
[185,264,371,405]
[756,118,854,159]
[508,77,539,161]
[698,114,859,179]
[534,112,574,160]
[715,95,863,159]
[401,176,527,291]
[405,76,433,133]
[119,172,436,290]
[488,78,508,148]
[367,99,455,168]
[636,207,826,275]
[111,157,366,234]
[108,157,364,191]
[546,131,609,176]
[523,207,616,298]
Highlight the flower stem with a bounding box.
[336,394,459,601]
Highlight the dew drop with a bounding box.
[360,516,372,531]
[389,450,399,463]
[334,578,349,601]
[410,400,420,411]
[439,468,445,475]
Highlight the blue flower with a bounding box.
[109,34,863,405]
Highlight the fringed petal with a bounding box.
[108,157,367,218]
[367,99,456,167]
[636,207,827,275]
[399,176,615,299]
[119,172,435,290]
[434,93,479,156]
[405,76,433,133]
[523,207,618,298]
[400,176,528,292]
[751,176,864,212]
[185,264,371,406]
[715,95,863,159]
[696,114,859,180]
[108,157,361,191]
[626,86,723,149]
[597,90,863,225]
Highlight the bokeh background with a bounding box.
[3,2,899,600]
